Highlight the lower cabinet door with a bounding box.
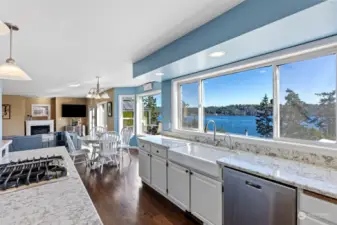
[150,155,167,195]
[138,150,151,184]
[167,162,190,210]
[191,171,222,225]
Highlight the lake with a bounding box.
[184,115,261,137]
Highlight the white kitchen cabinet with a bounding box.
[191,171,222,225]
[150,155,167,195]
[138,150,151,184]
[167,162,190,211]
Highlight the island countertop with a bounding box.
[0,146,103,225]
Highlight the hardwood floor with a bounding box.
[75,152,199,225]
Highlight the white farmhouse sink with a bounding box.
[169,143,234,178]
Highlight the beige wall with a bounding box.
[55,97,87,131]
[86,88,114,131]
[2,95,89,136]
[2,95,26,136]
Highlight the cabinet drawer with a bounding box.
[299,191,337,223]
[151,145,167,158]
[138,140,151,152]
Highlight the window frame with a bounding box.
[136,90,161,135]
[118,94,136,133]
[171,36,337,146]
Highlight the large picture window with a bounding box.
[138,91,162,135]
[203,67,273,137]
[173,48,337,145]
[279,55,336,142]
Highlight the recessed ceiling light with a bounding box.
[155,72,164,76]
[69,83,80,88]
[209,51,226,58]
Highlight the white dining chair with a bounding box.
[119,127,133,163]
[98,131,120,173]
[65,132,90,165]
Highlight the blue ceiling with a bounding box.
[133,0,324,80]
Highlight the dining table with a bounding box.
[78,134,120,169]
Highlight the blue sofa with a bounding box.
[3,132,81,152]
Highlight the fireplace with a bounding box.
[31,125,50,135]
[26,120,54,136]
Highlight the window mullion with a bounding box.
[198,79,204,133]
[273,64,280,139]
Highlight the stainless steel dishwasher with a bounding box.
[223,167,296,225]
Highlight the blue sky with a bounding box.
[182,54,336,107]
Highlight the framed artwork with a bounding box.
[32,104,50,119]
[2,104,11,119]
[107,102,112,117]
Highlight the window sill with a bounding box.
[169,128,337,157]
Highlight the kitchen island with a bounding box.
[0,146,102,225]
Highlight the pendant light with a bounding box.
[0,20,9,35]
[0,22,31,80]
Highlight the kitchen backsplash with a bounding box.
[161,131,337,169]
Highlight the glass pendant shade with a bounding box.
[0,20,9,35]
[0,59,31,80]
[100,92,109,99]
[0,22,31,80]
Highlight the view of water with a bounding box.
[184,115,261,137]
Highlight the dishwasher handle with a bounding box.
[245,180,262,190]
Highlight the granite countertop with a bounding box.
[138,135,189,148]
[0,146,103,225]
[138,135,337,199]
[217,151,337,199]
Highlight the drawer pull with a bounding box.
[156,150,159,153]
[185,170,189,173]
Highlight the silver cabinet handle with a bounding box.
[245,181,261,189]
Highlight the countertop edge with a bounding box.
[217,159,337,199]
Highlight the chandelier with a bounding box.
[87,77,109,99]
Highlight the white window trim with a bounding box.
[118,94,135,133]
[171,35,337,150]
[136,90,161,135]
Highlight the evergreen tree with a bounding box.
[143,96,160,134]
[280,89,322,140]
[256,94,273,137]
[312,90,336,139]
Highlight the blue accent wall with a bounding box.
[161,80,171,131]
[133,0,322,77]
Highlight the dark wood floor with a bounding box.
[75,152,199,225]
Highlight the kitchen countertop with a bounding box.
[0,146,103,225]
[138,135,337,199]
[217,151,337,199]
[138,135,189,148]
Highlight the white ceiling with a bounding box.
[0,0,243,97]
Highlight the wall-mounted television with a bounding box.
[62,104,86,117]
